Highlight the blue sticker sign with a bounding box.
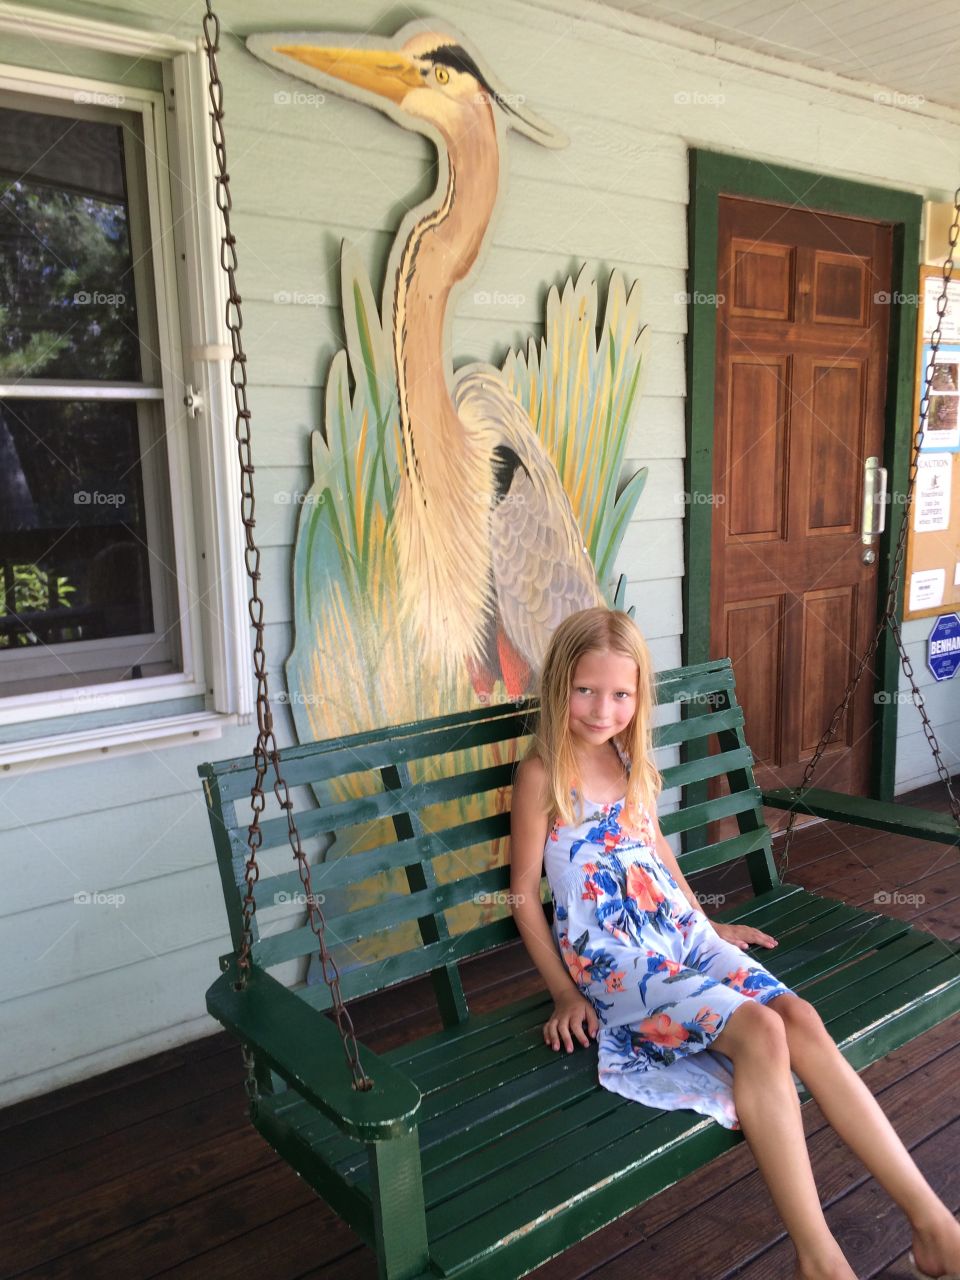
[928,612,960,681]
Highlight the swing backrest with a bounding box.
[199,656,778,1016]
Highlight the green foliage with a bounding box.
[0,180,141,381]
[0,563,75,646]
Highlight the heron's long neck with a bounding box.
[393,114,500,492]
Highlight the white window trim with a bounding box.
[0,5,253,754]
[0,711,227,775]
[165,42,253,728]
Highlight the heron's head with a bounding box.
[247,26,567,149]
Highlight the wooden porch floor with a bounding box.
[3,788,959,1280]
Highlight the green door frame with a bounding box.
[684,148,921,806]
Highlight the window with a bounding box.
[0,11,252,764]
[0,95,181,695]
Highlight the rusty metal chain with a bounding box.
[201,3,372,1093]
[240,1042,260,1113]
[777,186,960,882]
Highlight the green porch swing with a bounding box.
[197,6,960,1278]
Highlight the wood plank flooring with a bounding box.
[2,792,959,1280]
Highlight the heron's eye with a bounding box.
[434,65,450,84]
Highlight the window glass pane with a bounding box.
[0,105,143,381]
[0,398,181,693]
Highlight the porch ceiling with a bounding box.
[602,1,960,112]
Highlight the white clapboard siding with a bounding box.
[247,389,686,469]
[0,940,230,1089]
[0,732,249,832]
[3,0,960,1107]
[237,238,689,335]
[897,726,960,791]
[233,193,689,295]
[238,300,687,394]
[0,790,217,917]
[226,111,691,208]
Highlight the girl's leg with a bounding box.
[767,994,960,1278]
[709,1000,856,1280]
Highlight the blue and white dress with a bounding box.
[542,742,802,1129]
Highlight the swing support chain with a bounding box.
[777,186,960,883]
[201,3,373,1096]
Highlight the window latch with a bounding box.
[183,385,204,417]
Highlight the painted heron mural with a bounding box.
[246,21,650,970]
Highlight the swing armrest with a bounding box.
[206,962,422,1141]
[762,787,960,846]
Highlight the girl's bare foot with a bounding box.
[911,1206,960,1278]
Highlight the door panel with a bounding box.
[710,197,893,838]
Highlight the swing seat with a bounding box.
[762,787,960,846]
[201,657,960,1280]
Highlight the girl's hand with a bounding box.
[545,989,600,1053]
[712,921,778,951]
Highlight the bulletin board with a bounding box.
[904,265,960,620]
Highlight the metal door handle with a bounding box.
[861,455,887,546]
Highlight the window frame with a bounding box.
[0,90,183,692]
[0,6,253,759]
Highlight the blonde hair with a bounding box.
[526,605,662,829]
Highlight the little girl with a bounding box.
[509,605,960,1280]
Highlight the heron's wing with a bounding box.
[456,369,604,673]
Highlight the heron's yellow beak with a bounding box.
[272,46,422,106]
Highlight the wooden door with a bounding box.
[710,196,893,835]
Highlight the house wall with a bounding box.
[3,0,960,1107]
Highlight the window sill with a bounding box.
[0,711,235,775]
[0,673,209,728]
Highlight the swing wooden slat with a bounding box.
[763,787,960,845]
[251,918,941,1190]
[201,656,960,1280]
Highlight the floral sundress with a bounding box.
[542,742,802,1130]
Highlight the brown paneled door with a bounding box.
[711,196,893,836]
